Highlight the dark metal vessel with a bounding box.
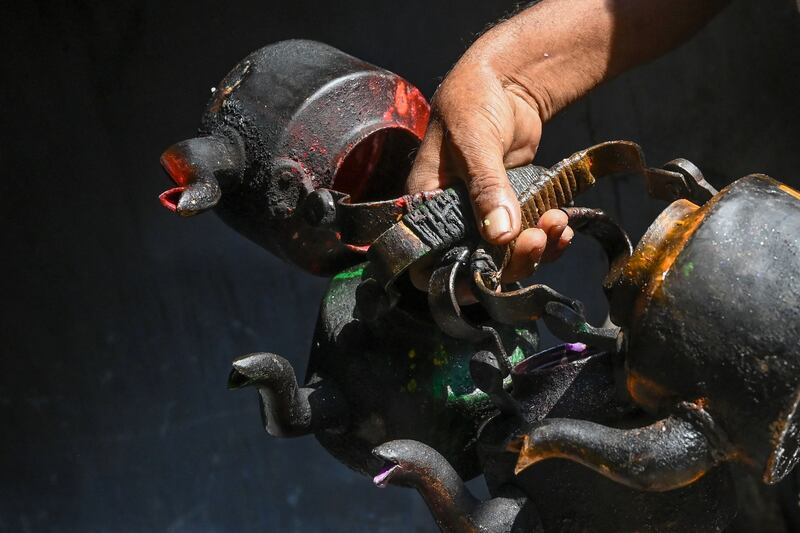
[374,345,737,532]
[159,39,800,532]
[517,176,800,491]
[228,265,540,479]
[159,39,429,275]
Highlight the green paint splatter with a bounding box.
[332,265,366,281]
[441,343,529,406]
[447,387,489,406]
[509,346,526,365]
[446,373,517,407]
[682,261,695,277]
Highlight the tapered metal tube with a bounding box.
[228,352,346,437]
[373,440,479,533]
[159,134,243,216]
[515,415,719,491]
[373,440,537,533]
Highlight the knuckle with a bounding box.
[468,173,511,207]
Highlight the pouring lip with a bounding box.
[158,186,187,212]
[512,343,605,377]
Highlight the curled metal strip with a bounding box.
[427,248,516,375]
[472,208,630,347]
[561,207,633,267]
[428,247,488,342]
[470,246,582,328]
[542,301,620,353]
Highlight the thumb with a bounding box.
[455,128,521,245]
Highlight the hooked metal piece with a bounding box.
[427,247,485,342]
[542,301,620,353]
[646,158,717,204]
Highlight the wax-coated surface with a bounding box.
[1,0,799,531]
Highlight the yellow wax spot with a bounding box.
[780,184,800,201]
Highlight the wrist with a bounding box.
[461,8,608,123]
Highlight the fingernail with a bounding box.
[482,207,512,241]
[559,226,575,247]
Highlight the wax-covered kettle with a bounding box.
[517,174,800,489]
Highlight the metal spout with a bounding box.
[159,134,243,216]
[373,440,537,533]
[229,352,346,437]
[515,415,721,492]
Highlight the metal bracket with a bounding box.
[646,158,717,205]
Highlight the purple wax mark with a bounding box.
[373,464,399,488]
[565,342,587,353]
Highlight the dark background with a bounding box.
[2,1,799,531]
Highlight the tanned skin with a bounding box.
[407,0,729,296]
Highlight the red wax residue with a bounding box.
[159,186,187,212]
[394,81,409,115]
[345,243,370,254]
[160,150,194,186]
[383,80,409,121]
[382,80,430,140]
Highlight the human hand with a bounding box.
[406,41,572,294]
[405,0,727,299]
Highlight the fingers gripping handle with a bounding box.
[507,140,649,230]
[367,141,648,291]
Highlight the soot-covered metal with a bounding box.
[159,40,800,532]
